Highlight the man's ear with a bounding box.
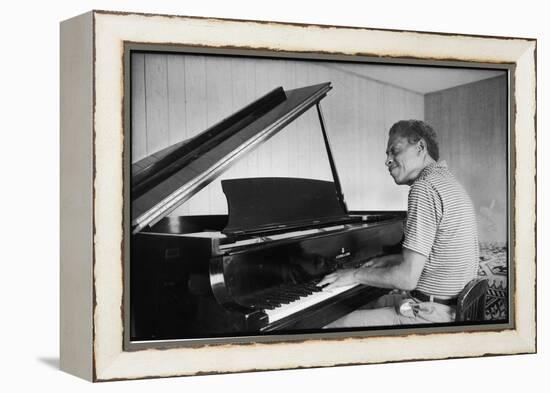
[417,139,426,153]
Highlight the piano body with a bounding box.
[130,82,405,341]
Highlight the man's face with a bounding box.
[385,135,424,185]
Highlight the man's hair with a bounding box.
[389,120,440,161]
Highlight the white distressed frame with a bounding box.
[60,10,536,381]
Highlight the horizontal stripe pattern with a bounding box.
[403,161,479,297]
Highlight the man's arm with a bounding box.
[361,253,402,268]
[319,179,439,292]
[318,248,427,291]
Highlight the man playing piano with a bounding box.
[319,120,479,327]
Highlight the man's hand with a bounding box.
[317,268,359,291]
[361,257,386,268]
[317,251,426,292]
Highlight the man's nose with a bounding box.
[385,156,393,167]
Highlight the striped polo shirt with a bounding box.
[403,161,479,297]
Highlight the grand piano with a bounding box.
[130,82,405,341]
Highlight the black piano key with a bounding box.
[272,288,301,298]
[242,274,346,314]
[266,287,302,301]
[278,295,300,303]
[290,286,314,296]
[272,294,300,303]
[304,283,322,291]
[255,303,276,310]
[273,283,299,292]
[280,288,308,297]
[265,296,290,305]
[296,285,316,293]
[293,289,313,296]
[253,299,279,309]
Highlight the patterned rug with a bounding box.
[478,242,508,321]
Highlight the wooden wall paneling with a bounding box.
[293,62,315,179]
[227,57,257,182]
[253,59,275,179]
[210,56,259,215]
[130,53,147,162]
[309,62,333,181]
[205,56,234,214]
[296,61,317,179]
[134,54,425,216]
[241,58,261,179]
[425,75,507,243]
[323,63,355,207]
[144,54,170,155]
[347,64,363,208]
[183,55,209,214]
[381,85,421,210]
[281,59,300,177]
[364,76,384,208]
[164,54,188,215]
[166,54,187,145]
[359,79,381,209]
[442,87,457,167]
[265,59,290,177]
[281,60,299,179]
[370,81,392,209]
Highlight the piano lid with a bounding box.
[131,82,333,233]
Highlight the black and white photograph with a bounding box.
[2,0,544,389]
[52,5,539,385]
[128,50,510,343]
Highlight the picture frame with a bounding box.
[60,10,536,381]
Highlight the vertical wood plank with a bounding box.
[205,56,234,214]
[309,62,333,181]
[358,77,373,208]
[323,63,354,205]
[284,60,300,179]
[131,53,147,162]
[222,57,257,186]
[241,58,260,179]
[253,58,277,178]
[144,54,170,155]
[303,62,325,181]
[167,54,187,145]
[164,54,188,216]
[293,62,313,179]
[183,55,208,214]
[265,59,289,177]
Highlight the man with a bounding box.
[320,120,479,327]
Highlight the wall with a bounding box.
[131,53,424,215]
[425,75,508,243]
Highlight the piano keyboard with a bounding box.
[250,280,360,327]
